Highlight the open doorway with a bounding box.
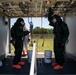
[10,17,54,55]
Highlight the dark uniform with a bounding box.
[50,15,69,66]
[11,18,30,65]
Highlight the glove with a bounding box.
[10,39,15,46]
[58,42,65,48]
[24,31,30,36]
[28,39,30,42]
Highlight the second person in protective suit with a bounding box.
[49,15,69,70]
[11,18,30,69]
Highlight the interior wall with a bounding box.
[0,13,9,60]
[65,7,76,58]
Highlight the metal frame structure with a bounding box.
[0,0,76,17]
[29,41,37,75]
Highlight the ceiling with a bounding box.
[0,0,76,17]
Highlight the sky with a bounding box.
[10,17,53,30]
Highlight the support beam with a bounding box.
[57,0,70,1]
[72,0,76,1]
[0,0,29,3]
[40,1,43,14]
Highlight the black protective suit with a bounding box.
[50,15,69,66]
[11,18,30,65]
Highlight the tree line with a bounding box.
[32,26,53,34]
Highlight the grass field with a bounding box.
[11,38,54,54]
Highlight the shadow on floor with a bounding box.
[37,58,76,75]
[0,56,76,75]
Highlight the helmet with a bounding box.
[16,18,24,23]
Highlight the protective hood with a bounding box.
[14,18,24,27]
[52,15,62,25]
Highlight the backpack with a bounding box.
[10,25,16,45]
[11,25,16,39]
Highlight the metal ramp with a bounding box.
[0,41,76,75]
[0,57,76,75]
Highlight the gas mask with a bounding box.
[21,21,25,27]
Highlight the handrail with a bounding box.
[29,41,37,75]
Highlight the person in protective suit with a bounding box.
[22,23,30,56]
[49,15,69,70]
[12,18,30,69]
